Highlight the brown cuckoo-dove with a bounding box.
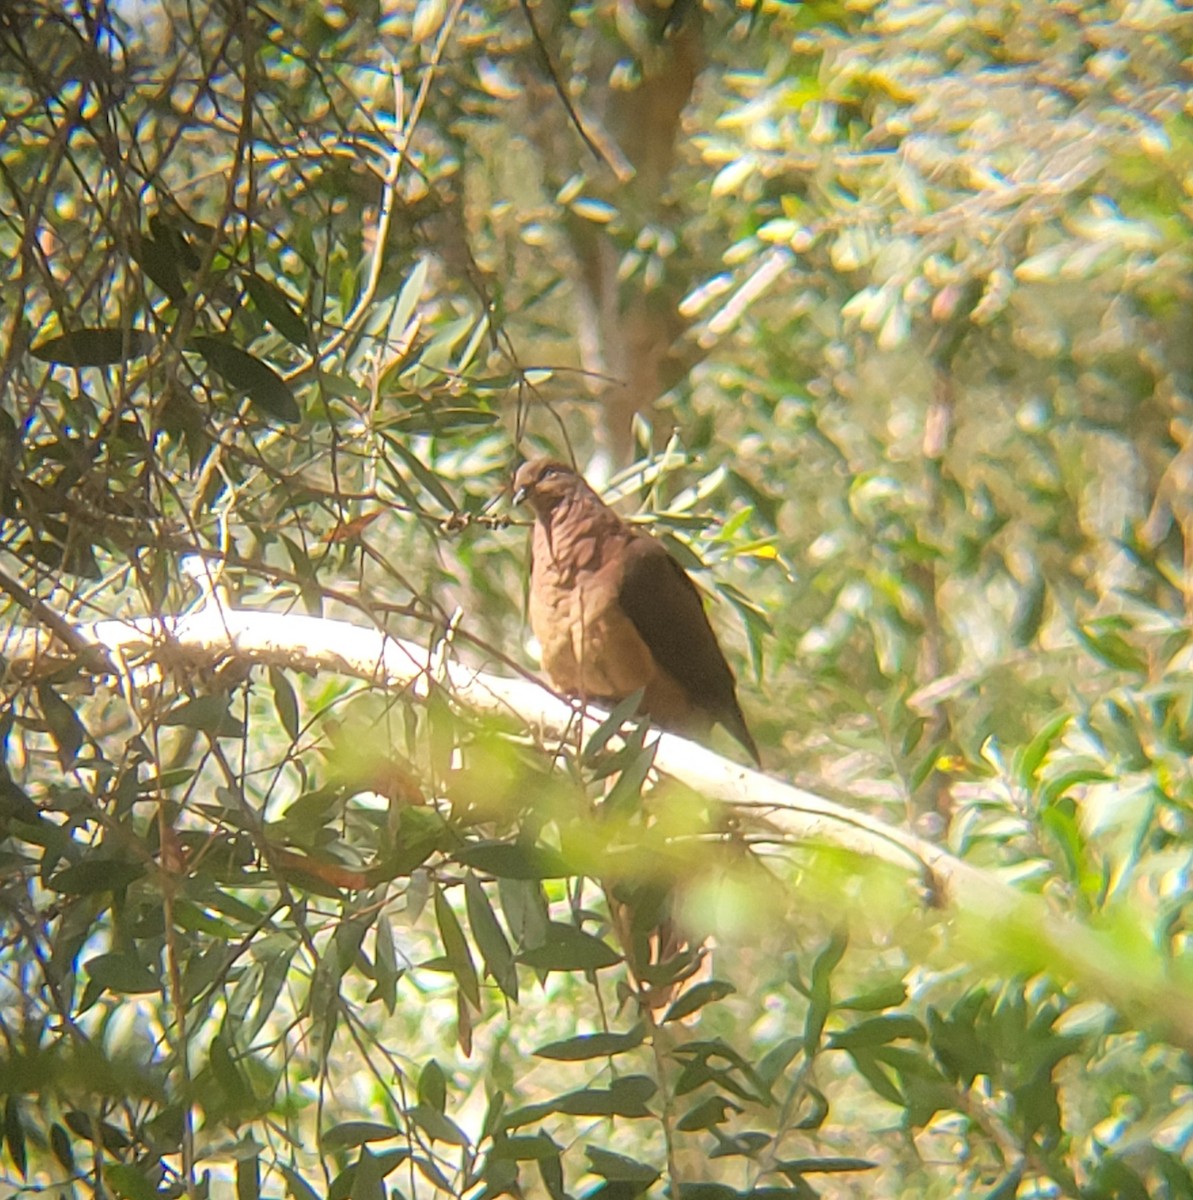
[513,458,760,766]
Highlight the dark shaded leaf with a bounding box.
[31,328,154,366]
[237,1152,261,1200]
[3,1097,25,1178]
[828,1015,926,1050]
[353,1147,385,1200]
[490,1133,560,1161]
[50,858,144,894]
[281,1165,321,1200]
[676,1095,743,1131]
[778,1157,876,1176]
[321,1121,398,1149]
[50,1122,74,1172]
[663,979,735,1024]
[465,872,518,999]
[373,913,399,1013]
[517,921,621,971]
[269,666,300,740]
[132,234,187,300]
[36,682,86,768]
[586,1145,660,1185]
[85,951,159,994]
[245,272,311,349]
[191,335,301,423]
[106,1162,160,1200]
[534,1024,645,1061]
[435,885,480,1007]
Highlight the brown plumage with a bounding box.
[513,458,760,767]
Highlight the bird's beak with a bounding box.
[512,484,528,506]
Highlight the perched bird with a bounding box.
[513,458,760,766]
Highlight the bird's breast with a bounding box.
[529,532,655,701]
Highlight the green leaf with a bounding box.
[1014,713,1069,787]
[456,840,571,880]
[1077,621,1147,673]
[3,1097,25,1178]
[410,1104,469,1146]
[534,1025,646,1060]
[490,1133,561,1161]
[663,979,736,1024]
[162,692,244,737]
[352,1147,385,1200]
[604,735,657,817]
[385,437,458,514]
[190,335,301,423]
[85,951,159,994]
[30,328,154,366]
[465,873,518,999]
[269,666,300,740]
[373,913,399,1013]
[281,1165,321,1200]
[676,1095,743,1132]
[585,1145,661,1185]
[50,858,144,894]
[508,1077,657,1126]
[804,930,847,1052]
[244,272,311,350]
[237,1152,261,1200]
[106,1162,160,1200]
[778,1157,876,1176]
[49,1123,74,1172]
[845,1048,904,1106]
[321,1121,399,1149]
[132,233,187,300]
[418,1059,447,1113]
[582,690,648,763]
[35,682,86,768]
[837,982,908,1012]
[828,1015,926,1050]
[517,921,621,972]
[757,1036,803,1087]
[391,257,429,339]
[435,885,480,1007]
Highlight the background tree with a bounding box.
[1,0,1192,1197]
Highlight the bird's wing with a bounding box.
[617,536,760,765]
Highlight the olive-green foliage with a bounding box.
[0,0,1191,1196]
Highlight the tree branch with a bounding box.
[8,580,1193,1050]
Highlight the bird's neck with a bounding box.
[538,496,624,574]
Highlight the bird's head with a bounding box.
[512,458,587,518]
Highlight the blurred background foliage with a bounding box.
[1,0,1192,1195]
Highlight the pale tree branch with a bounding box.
[6,574,1193,1050]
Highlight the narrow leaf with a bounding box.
[191,335,300,423]
[269,666,300,740]
[435,885,480,1007]
[244,272,311,349]
[663,979,736,1024]
[534,1025,645,1061]
[31,328,153,366]
[517,921,621,972]
[465,873,518,999]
